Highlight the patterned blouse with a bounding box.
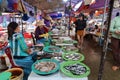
[9,33,29,56]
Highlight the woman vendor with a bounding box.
[7,22,37,80]
[42,10,53,30]
[34,19,50,44]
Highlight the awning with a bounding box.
[84,0,96,5]
[49,13,63,19]
[17,0,27,13]
[76,0,110,13]
[76,2,90,13]
[89,0,109,9]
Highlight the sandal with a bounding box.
[112,66,119,71]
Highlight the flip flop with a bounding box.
[112,66,119,71]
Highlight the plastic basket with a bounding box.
[32,59,60,75]
[43,46,61,53]
[0,72,11,80]
[60,61,90,78]
[62,52,84,62]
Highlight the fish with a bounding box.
[34,62,56,72]
[64,64,87,75]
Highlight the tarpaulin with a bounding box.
[84,0,95,5]
[50,13,62,19]
[76,2,90,12]
[0,15,10,23]
[7,0,14,10]
[23,1,35,13]
[90,0,109,9]
[18,0,27,13]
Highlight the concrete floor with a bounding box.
[81,39,120,80]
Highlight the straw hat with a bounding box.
[36,19,45,27]
[44,15,52,21]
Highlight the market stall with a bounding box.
[1,0,115,80]
[28,31,90,80]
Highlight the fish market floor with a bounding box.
[80,38,120,80]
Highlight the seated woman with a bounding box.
[34,20,50,44]
[7,22,37,80]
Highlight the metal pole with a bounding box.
[68,0,71,36]
[101,0,108,36]
[98,0,114,80]
[21,14,23,34]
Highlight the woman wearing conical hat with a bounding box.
[34,19,50,44]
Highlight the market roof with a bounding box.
[1,0,120,14]
[24,0,82,13]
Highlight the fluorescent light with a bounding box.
[2,12,18,15]
[63,0,68,2]
[57,12,60,13]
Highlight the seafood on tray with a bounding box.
[64,63,87,75]
[55,39,76,44]
[43,46,61,53]
[49,47,59,52]
[53,53,62,57]
[52,53,63,62]
[63,40,75,44]
[63,46,78,52]
[35,62,56,72]
[64,53,81,61]
[55,39,64,44]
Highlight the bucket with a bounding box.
[0,72,11,80]
[6,68,23,80]
[44,40,50,47]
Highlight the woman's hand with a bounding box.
[39,34,45,37]
[27,49,32,54]
[45,33,49,37]
[39,33,49,38]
